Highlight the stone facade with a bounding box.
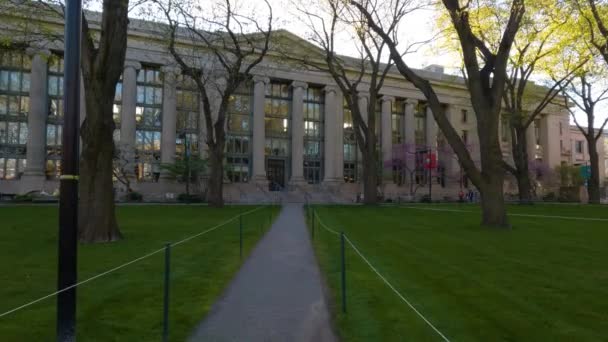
[0,9,575,202]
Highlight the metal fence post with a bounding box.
[239,215,243,260]
[312,210,315,240]
[341,232,347,314]
[162,243,171,342]
[312,209,315,236]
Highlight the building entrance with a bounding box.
[267,159,286,191]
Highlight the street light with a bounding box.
[57,0,82,340]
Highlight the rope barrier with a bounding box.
[343,235,450,342]
[0,206,265,319]
[313,210,340,236]
[313,208,450,342]
[400,206,608,221]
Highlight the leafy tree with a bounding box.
[160,157,207,196]
[437,0,583,203]
[352,0,526,227]
[553,0,608,203]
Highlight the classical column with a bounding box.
[120,60,140,150]
[198,96,209,160]
[358,91,369,124]
[426,106,437,152]
[22,48,50,186]
[334,90,344,181]
[443,104,459,177]
[290,81,307,185]
[526,120,536,160]
[381,96,394,183]
[323,85,338,183]
[160,65,179,179]
[404,99,416,175]
[251,75,269,183]
[541,114,560,166]
[357,92,369,180]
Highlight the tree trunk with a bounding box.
[512,128,533,204]
[587,138,601,204]
[480,178,510,228]
[207,146,224,207]
[478,130,510,228]
[361,141,378,204]
[79,91,122,243]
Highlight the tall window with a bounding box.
[264,82,291,158]
[575,140,584,154]
[415,102,426,148]
[226,81,252,183]
[534,119,541,145]
[46,55,63,179]
[176,75,199,158]
[461,109,468,123]
[135,66,163,182]
[343,99,357,183]
[303,86,324,184]
[391,99,405,185]
[0,50,30,180]
[113,78,122,142]
[391,99,404,144]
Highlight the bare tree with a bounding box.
[291,0,400,204]
[558,0,608,203]
[558,68,608,203]
[78,0,129,242]
[113,142,135,195]
[1,0,128,242]
[352,0,525,227]
[153,0,272,207]
[501,13,584,204]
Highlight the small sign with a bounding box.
[580,165,591,180]
[424,152,437,170]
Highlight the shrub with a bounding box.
[419,194,432,203]
[558,186,579,202]
[13,193,34,202]
[542,192,556,201]
[125,191,143,202]
[177,193,203,203]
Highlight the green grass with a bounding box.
[308,204,608,341]
[0,204,278,341]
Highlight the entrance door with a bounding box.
[267,159,285,191]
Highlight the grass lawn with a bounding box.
[308,203,608,341]
[0,204,278,341]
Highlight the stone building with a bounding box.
[0,8,573,202]
[567,126,607,185]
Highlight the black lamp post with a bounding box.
[57,0,82,340]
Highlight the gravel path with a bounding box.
[188,203,337,342]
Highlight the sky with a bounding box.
[267,0,452,69]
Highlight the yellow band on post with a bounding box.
[59,175,79,181]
